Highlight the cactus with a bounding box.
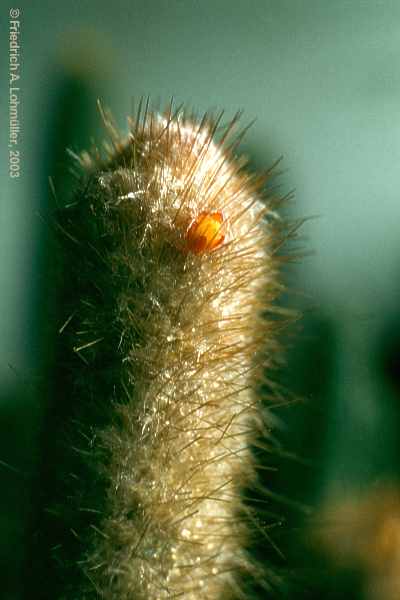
[50,100,287,599]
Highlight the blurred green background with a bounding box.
[1,1,400,598]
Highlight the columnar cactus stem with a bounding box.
[54,101,285,599]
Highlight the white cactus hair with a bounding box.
[50,98,291,600]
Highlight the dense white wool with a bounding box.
[58,105,283,600]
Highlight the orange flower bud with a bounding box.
[185,211,224,254]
